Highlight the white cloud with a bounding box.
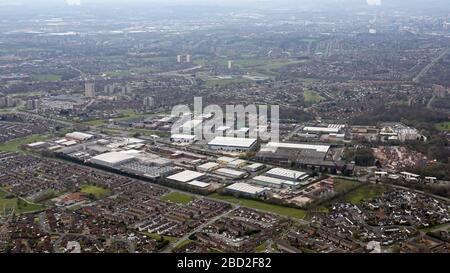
[367,0,381,6]
[66,0,81,6]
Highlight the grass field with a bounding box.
[143,232,178,243]
[209,193,307,219]
[435,122,450,132]
[303,90,325,103]
[161,192,196,204]
[342,184,389,204]
[333,178,361,193]
[105,67,157,77]
[203,77,252,87]
[0,134,49,152]
[254,242,266,253]
[80,185,111,199]
[31,74,61,82]
[0,188,45,214]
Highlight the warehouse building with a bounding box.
[225,182,267,197]
[227,159,247,169]
[197,162,220,172]
[255,142,350,174]
[244,163,265,172]
[167,170,205,183]
[208,137,257,152]
[65,132,94,141]
[187,180,211,189]
[265,167,309,181]
[215,168,247,179]
[90,151,137,167]
[217,156,238,165]
[252,175,302,189]
[170,134,197,144]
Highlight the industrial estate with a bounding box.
[0,0,449,254]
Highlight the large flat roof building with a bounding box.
[226,182,267,197]
[265,167,309,181]
[90,152,136,167]
[208,137,257,152]
[167,170,205,183]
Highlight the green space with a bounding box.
[0,134,49,152]
[333,178,361,193]
[303,90,325,103]
[203,77,252,87]
[233,58,308,77]
[0,188,45,214]
[435,122,450,132]
[342,184,389,205]
[31,74,61,82]
[80,185,111,199]
[143,232,178,243]
[254,242,266,253]
[105,67,157,77]
[209,193,307,219]
[161,192,196,204]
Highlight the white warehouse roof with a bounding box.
[226,183,266,195]
[167,170,205,183]
[197,162,220,172]
[90,151,136,166]
[188,181,211,188]
[265,168,308,180]
[303,127,340,133]
[264,142,330,153]
[65,132,94,141]
[171,134,197,140]
[208,137,257,148]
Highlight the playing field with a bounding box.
[80,185,111,199]
[161,192,196,204]
[209,193,307,219]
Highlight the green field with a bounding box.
[254,242,266,253]
[0,188,45,214]
[303,90,325,103]
[209,193,307,219]
[203,77,252,87]
[80,185,111,199]
[333,178,361,193]
[0,134,49,152]
[143,232,178,243]
[342,184,389,204]
[105,67,157,77]
[161,192,196,204]
[31,74,61,82]
[435,122,450,132]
